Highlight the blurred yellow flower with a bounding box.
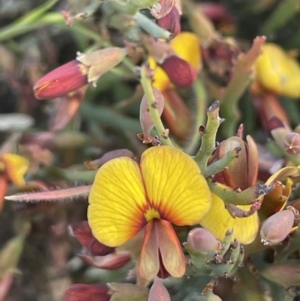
[88,146,211,280]
[200,193,259,244]
[1,154,29,187]
[254,43,300,98]
[0,153,28,210]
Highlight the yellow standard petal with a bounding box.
[88,157,148,247]
[169,32,201,71]
[200,193,259,244]
[2,153,29,186]
[141,146,211,226]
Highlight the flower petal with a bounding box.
[149,57,170,92]
[138,221,160,280]
[88,157,147,247]
[140,146,211,225]
[169,32,201,70]
[200,193,259,244]
[158,219,186,278]
[2,154,29,186]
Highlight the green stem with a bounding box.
[207,178,273,205]
[11,0,59,25]
[194,100,222,173]
[203,148,240,178]
[80,103,141,133]
[140,65,174,146]
[134,12,171,40]
[220,36,266,138]
[0,12,63,41]
[262,0,300,34]
[185,77,208,155]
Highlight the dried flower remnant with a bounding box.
[139,88,165,143]
[88,146,211,280]
[48,86,88,132]
[202,39,240,85]
[69,221,114,256]
[85,149,135,170]
[284,132,300,155]
[78,251,131,270]
[34,47,127,99]
[157,6,181,36]
[254,43,300,98]
[150,0,175,19]
[214,134,258,190]
[252,93,289,132]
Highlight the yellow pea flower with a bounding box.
[150,31,201,92]
[254,43,300,98]
[88,146,211,280]
[200,193,259,244]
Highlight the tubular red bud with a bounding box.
[34,47,127,99]
[160,55,198,88]
[260,210,294,245]
[64,284,110,301]
[284,132,300,155]
[33,60,88,99]
[187,227,222,253]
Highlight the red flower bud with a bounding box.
[160,55,198,88]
